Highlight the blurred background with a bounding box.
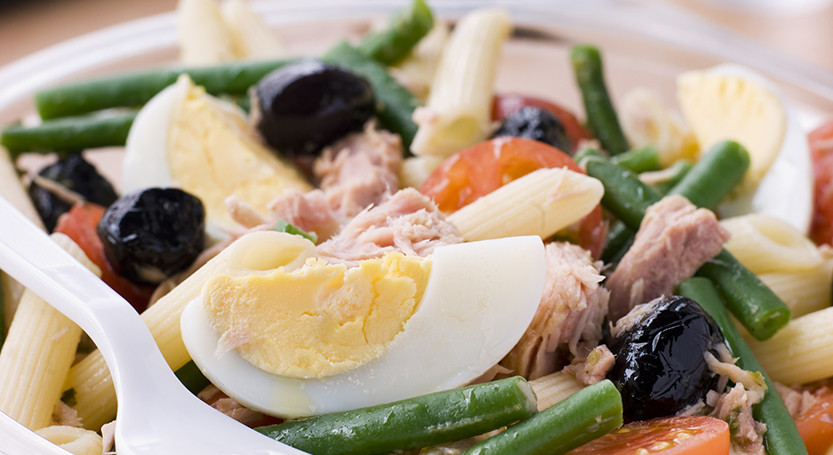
[0,0,831,72]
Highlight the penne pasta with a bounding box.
[746,306,833,385]
[410,9,510,158]
[529,371,583,412]
[758,258,833,318]
[720,214,821,274]
[392,21,450,101]
[448,168,603,242]
[178,0,236,65]
[398,155,445,189]
[65,231,313,430]
[35,425,103,455]
[0,234,100,431]
[221,0,288,61]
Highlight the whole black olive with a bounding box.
[28,154,119,232]
[491,106,572,153]
[97,188,205,285]
[252,60,375,156]
[606,295,725,422]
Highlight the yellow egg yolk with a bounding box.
[202,253,432,379]
[166,76,312,227]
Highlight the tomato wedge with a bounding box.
[796,388,833,455]
[809,119,833,246]
[419,137,605,258]
[492,94,592,152]
[55,203,153,312]
[566,416,730,455]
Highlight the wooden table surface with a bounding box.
[1,0,832,74]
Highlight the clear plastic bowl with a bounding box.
[1,0,832,452]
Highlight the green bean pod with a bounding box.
[600,220,634,265]
[173,360,210,396]
[324,41,421,149]
[257,377,538,455]
[610,145,661,173]
[358,0,434,65]
[584,159,661,229]
[696,250,791,341]
[667,140,751,210]
[35,59,296,120]
[570,45,629,156]
[677,278,807,455]
[463,380,622,455]
[650,159,694,195]
[1,112,137,156]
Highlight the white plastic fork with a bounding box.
[0,196,305,455]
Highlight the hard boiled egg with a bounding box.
[677,64,812,234]
[180,232,546,418]
[123,75,311,239]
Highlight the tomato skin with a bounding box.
[796,389,833,455]
[54,203,153,312]
[419,137,606,258]
[566,416,730,455]
[810,119,833,246]
[492,94,591,152]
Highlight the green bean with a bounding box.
[677,278,807,455]
[584,159,661,230]
[1,112,137,156]
[610,145,661,173]
[650,159,694,195]
[586,158,790,340]
[570,45,629,156]
[667,140,750,210]
[324,42,421,149]
[600,220,635,265]
[358,0,434,65]
[696,250,791,341]
[35,59,296,120]
[462,380,622,455]
[173,360,211,396]
[257,377,538,455]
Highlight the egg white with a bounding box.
[181,235,546,418]
[710,64,813,234]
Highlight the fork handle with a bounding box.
[0,196,176,399]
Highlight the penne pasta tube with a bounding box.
[66,231,316,430]
[0,234,99,431]
[221,0,288,61]
[410,8,511,158]
[720,214,822,274]
[758,258,833,318]
[529,371,583,412]
[448,168,603,242]
[178,0,236,65]
[392,21,450,101]
[35,425,103,455]
[746,306,833,385]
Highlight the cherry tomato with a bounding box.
[796,388,833,455]
[492,94,592,152]
[420,137,605,258]
[809,119,833,246]
[566,416,730,455]
[55,203,153,312]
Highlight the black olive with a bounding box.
[491,106,573,153]
[97,188,205,285]
[28,154,119,232]
[606,295,725,422]
[252,60,375,156]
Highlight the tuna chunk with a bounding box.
[317,188,463,264]
[314,120,402,218]
[500,242,609,380]
[225,120,402,242]
[607,195,730,322]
